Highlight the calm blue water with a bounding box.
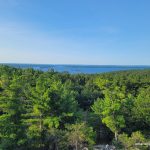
[1,64,150,74]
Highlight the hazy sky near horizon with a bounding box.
[0,0,150,65]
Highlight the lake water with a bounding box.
[2,64,150,74]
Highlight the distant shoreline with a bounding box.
[1,63,150,74]
[1,63,150,67]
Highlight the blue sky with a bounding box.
[0,0,150,65]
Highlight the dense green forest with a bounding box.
[0,65,150,150]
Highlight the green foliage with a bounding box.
[116,131,147,150]
[92,94,126,140]
[132,87,150,124]
[65,123,95,150]
[0,76,28,149]
[0,65,150,149]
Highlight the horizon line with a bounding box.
[0,62,150,67]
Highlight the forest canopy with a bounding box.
[0,65,150,150]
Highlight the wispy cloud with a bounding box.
[0,22,95,64]
[45,26,120,36]
[1,21,148,65]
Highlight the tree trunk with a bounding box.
[55,142,58,150]
[39,114,42,148]
[115,131,118,141]
[75,141,78,150]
